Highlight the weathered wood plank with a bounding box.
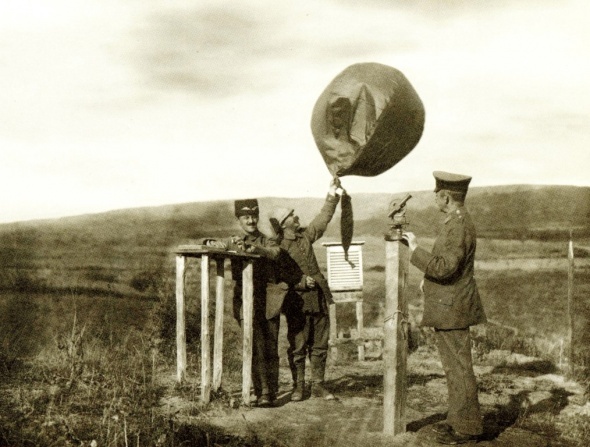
[568,235,574,376]
[383,240,409,435]
[356,300,365,361]
[175,255,186,383]
[329,303,338,360]
[201,255,211,403]
[176,245,261,259]
[213,259,225,392]
[241,260,254,405]
[174,247,258,405]
[331,291,363,303]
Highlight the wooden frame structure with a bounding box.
[383,236,410,435]
[322,241,365,361]
[175,245,259,405]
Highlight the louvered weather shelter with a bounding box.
[322,241,365,361]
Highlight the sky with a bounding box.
[1,0,589,223]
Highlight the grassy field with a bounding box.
[1,185,589,445]
[1,233,588,445]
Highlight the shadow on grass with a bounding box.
[492,359,557,377]
[480,387,572,442]
[407,386,572,442]
[406,388,573,443]
[326,372,444,399]
[270,390,295,408]
[408,372,445,386]
[479,390,530,441]
[406,413,446,432]
[327,374,382,397]
[406,391,535,436]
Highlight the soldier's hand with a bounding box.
[402,232,418,252]
[305,276,316,289]
[245,244,260,254]
[231,236,246,251]
[419,279,425,293]
[329,178,340,196]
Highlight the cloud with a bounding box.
[1,0,588,222]
[334,0,553,17]
[131,4,286,96]
[130,2,427,98]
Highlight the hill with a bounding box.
[0,184,588,297]
[0,185,590,296]
[350,185,590,240]
[2,184,589,244]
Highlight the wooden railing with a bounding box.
[175,245,260,405]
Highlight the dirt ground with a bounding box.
[159,341,588,447]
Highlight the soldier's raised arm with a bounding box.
[304,179,341,243]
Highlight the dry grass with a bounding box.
[1,227,589,445]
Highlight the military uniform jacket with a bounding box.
[279,194,339,314]
[410,206,487,329]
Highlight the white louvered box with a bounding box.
[322,241,364,292]
[323,241,366,360]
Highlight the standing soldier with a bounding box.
[402,171,487,445]
[270,179,341,402]
[203,199,281,407]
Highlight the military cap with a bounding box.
[433,171,472,193]
[270,207,294,227]
[234,199,259,217]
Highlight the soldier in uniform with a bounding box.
[403,172,487,445]
[203,199,282,407]
[270,179,340,402]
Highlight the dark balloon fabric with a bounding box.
[340,191,353,260]
[311,62,425,177]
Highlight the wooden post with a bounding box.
[201,255,211,403]
[356,300,365,361]
[567,231,575,376]
[174,246,258,405]
[383,236,409,435]
[242,260,254,405]
[213,259,225,392]
[329,303,338,360]
[176,255,187,382]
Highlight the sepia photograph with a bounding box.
[1,1,589,446]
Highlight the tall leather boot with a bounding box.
[311,352,335,400]
[268,361,279,402]
[287,347,297,386]
[291,364,306,402]
[291,381,304,402]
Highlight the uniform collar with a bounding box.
[444,206,464,224]
[282,228,301,240]
[242,230,263,241]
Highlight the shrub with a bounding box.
[0,313,167,447]
[130,270,158,293]
[0,293,48,370]
[0,269,47,293]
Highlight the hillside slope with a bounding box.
[1,184,588,243]
[0,184,587,297]
[344,185,590,239]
